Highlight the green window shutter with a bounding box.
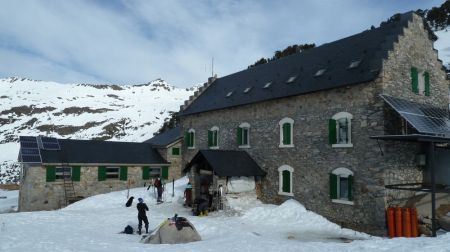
[237,127,243,145]
[328,119,337,145]
[172,147,180,155]
[72,166,81,181]
[120,166,128,181]
[189,132,194,147]
[243,128,248,145]
[98,166,106,181]
[208,130,213,147]
[282,170,290,193]
[283,123,291,145]
[348,175,353,201]
[424,71,430,96]
[46,166,56,182]
[411,67,418,94]
[161,166,169,180]
[329,173,337,199]
[213,131,218,146]
[142,166,150,180]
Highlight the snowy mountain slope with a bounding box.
[0,77,195,183]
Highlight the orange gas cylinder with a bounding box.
[395,207,403,237]
[387,207,396,238]
[410,208,418,237]
[402,208,412,237]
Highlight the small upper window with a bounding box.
[263,82,272,89]
[411,67,430,96]
[244,87,253,93]
[315,68,326,77]
[278,117,294,148]
[238,122,250,148]
[208,126,219,149]
[348,60,362,69]
[329,112,353,147]
[226,91,234,97]
[286,76,297,83]
[186,129,195,149]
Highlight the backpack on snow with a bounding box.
[124,225,134,234]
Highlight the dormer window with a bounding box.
[286,76,297,83]
[315,68,326,77]
[348,60,362,69]
[263,82,272,89]
[244,87,253,93]
[226,91,234,97]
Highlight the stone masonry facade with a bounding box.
[180,13,449,236]
[19,165,164,212]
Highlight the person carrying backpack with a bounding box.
[136,198,149,235]
[154,177,164,203]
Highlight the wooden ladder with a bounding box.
[62,166,78,207]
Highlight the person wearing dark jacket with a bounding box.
[154,177,164,203]
[136,198,149,235]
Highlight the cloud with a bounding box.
[0,0,444,87]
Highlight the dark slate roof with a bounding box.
[184,150,266,177]
[144,126,182,146]
[39,139,168,165]
[180,12,415,116]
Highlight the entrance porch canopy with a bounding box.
[184,150,266,177]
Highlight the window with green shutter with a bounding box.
[411,67,419,94]
[142,166,150,180]
[72,166,81,181]
[328,119,337,145]
[282,170,291,193]
[172,147,180,155]
[208,130,213,147]
[282,123,291,145]
[161,166,169,180]
[424,71,430,96]
[120,166,128,181]
[98,166,106,181]
[329,173,337,199]
[348,175,353,201]
[46,166,56,182]
[185,130,195,148]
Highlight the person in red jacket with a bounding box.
[154,177,164,203]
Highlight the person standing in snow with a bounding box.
[154,177,164,203]
[184,182,193,207]
[136,198,149,235]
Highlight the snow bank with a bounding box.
[0,189,18,213]
[226,176,255,193]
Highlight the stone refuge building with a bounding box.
[18,136,181,211]
[178,12,450,235]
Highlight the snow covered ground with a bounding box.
[1,177,450,251]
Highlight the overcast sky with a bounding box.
[0,0,445,87]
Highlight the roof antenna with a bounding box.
[211,57,214,77]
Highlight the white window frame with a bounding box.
[278,165,294,196]
[55,167,72,180]
[331,112,353,148]
[209,126,219,149]
[239,122,251,148]
[418,69,426,95]
[331,167,354,205]
[148,167,161,178]
[188,129,195,149]
[278,117,294,148]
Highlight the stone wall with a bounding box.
[19,165,153,212]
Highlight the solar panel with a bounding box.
[38,136,61,150]
[381,95,450,137]
[19,136,42,163]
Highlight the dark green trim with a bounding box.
[120,166,128,181]
[282,170,290,193]
[329,173,337,199]
[142,166,150,180]
[161,166,169,180]
[348,175,353,201]
[208,130,213,147]
[328,119,337,145]
[172,147,180,155]
[237,127,243,145]
[282,123,291,145]
[46,166,56,182]
[98,166,106,181]
[72,166,81,181]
